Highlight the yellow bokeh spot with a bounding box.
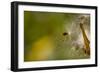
[26,36,54,61]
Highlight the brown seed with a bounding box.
[62,32,68,36]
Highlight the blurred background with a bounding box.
[24,11,90,62]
